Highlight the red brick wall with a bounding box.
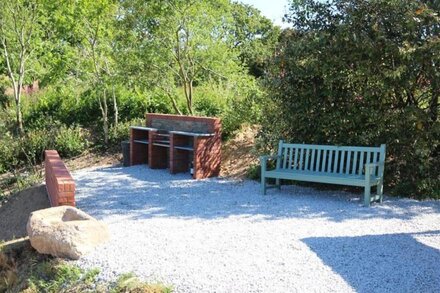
[44,150,75,207]
[146,113,220,133]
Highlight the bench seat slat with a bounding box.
[265,169,380,187]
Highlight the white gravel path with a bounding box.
[72,165,440,293]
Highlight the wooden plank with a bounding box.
[339,150,345,174]
[288,147,293,169]
[366,152,371,174]
[305,149,310,170]
[328,150,333,173]
[316,149,322,172]
[294,148,299,170]
[310,149,316,171]
[282,143,381,152]
[333,150,339,173]
[352,151,358,175]
[374,151,380,176]
[322,150,327,173]
[299,148,304,170]
[345,151,351,175]
[358,151,365,175]
[283,147,288,169]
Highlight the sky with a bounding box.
[237,0,291,28]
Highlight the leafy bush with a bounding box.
[0,121,87,173]
[0,133,19,173]
[108,118,145,146]
[261,0,440,199]
[192,80,264,138]
[55,125,88,157]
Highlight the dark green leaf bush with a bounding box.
[261,0,439,199]
[55,125,88,157]
[108,118,144,146]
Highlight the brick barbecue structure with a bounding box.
[130,113,221,179]
[44,150,75,207]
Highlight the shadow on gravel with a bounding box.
[302,230,440,292]
[0,185,50,241]
[73,166,440,223]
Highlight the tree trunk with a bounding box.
[98,87,109,145]
[188,80,193,114]
[1,38,24,134]
[112,84,119,128]
[14,92,24,134]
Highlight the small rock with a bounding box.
[27,206,109,260]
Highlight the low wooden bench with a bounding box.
[260,141,386,206]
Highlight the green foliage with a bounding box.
[0,133,18,173]
[55,125,88,158]
[111,273,172,293]
[0,242,171,293]
[28,261,89,292]
[0,122,87,173]
[230,2,281,77]
[246,164,261,181]
[108,118,144,146]
[262,0,440,199]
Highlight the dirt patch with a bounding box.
[220,125,259,178]
[0,185,50,242]
[64,150,122,172]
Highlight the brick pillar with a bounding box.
[193,135,221,179]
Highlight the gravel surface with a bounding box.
[72,165,440,293]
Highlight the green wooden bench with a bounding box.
[260,141,386,206]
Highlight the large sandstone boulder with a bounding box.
[27,206,109,260]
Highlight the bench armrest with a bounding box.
[365,162,385,177]
[260,155,282,171]
[365,162,384,168]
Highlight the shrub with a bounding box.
[55,125,88,158]
[108,118,145,146]
[261,0,440,199]
[0,133,19,173]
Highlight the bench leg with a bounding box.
[261,175,267,195]
[378,180,384,203]
[276,178,281,190]
[364,185,371,207]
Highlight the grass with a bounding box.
[0,240,172,293]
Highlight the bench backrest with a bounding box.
[276,141,386,177]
